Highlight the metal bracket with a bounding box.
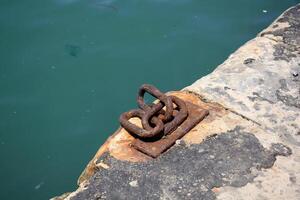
[119,84,209,158]
[131,101,208,158]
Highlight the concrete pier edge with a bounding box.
[53,4,300,200]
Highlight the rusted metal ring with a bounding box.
[141,95,188,134]
[141,102,164,131]
[119,109,164,138]
[163,96,188,134]
[137,84,173,122]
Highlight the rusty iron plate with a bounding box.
[131,101,209,158]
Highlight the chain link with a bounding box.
[119,84,188,139]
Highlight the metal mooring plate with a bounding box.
[131,101,208,158]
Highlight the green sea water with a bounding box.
[0,0,298,199]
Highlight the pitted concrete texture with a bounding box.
[52,4,300,200]
[69,128,291,200]
[185,4,300,141]
[185,4,300,200]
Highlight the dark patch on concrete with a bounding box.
[279,79,289,92]
[210,87,233,101]
[70,127,291,200]
[260,4,300,61]
[258,78,264,85]
[248,92,275,104]
[236,101,250,111]
[276,89,300,108]
[243,58,256,65]
[275,78,300,108]
[253,103,260,111]
[224,86,231,90]
[289,175,297,184]
[270,143,292,156]
[291,123,299,130]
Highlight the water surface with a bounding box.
[0,0,297,199]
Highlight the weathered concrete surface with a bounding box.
[185,4,300,199]
[52,4,300,200]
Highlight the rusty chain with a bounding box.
[119,84,188,139]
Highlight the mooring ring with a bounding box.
[137,84,173,122]
[119,109,164,138]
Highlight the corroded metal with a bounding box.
[132,102,209,158]
[119,84,208,157]
[119,109,164,139]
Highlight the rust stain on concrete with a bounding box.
[78,91,230,184]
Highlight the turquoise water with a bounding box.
[0,0,297,199]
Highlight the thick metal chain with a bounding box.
[119,84,188,139]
